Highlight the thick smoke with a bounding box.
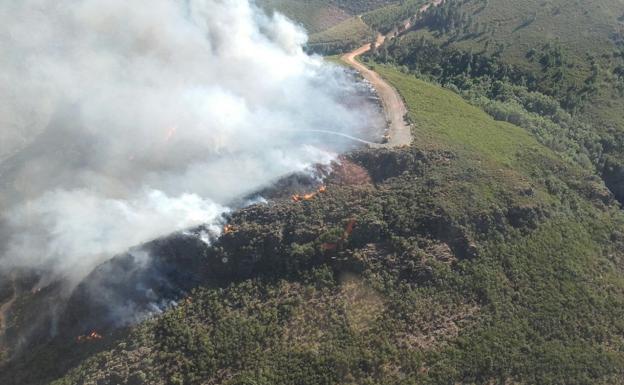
[0,0,380,284]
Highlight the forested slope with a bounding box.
[4,1,624,384]
[5,67,624,385]
[367,0,624,203]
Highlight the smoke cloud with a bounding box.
[0,0,382,284]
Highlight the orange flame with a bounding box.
[292,185,326,202]
[223,224,236,234]
[77,331,103,343]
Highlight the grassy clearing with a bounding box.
[322,54,348,67]
[375,65,540,164]
[373,64,577,209]
[309,16,373,45]
[256,0,400,35]
[362,0,427,33]
[329,0,399,14]
[256,0,350,33]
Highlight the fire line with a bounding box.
[292,185,327,202]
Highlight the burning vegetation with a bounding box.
[223,225,237,235]
[76,331,102,343]
[292,185,327,202]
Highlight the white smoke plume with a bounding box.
[0,0,381,284]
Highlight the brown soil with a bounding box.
[328,158,373,186]
[340,0,444,148]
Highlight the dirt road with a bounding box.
[340,0,443,147]
[341,37,410,148]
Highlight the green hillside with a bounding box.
[329,0,401,14]
[362,0,427,33]
[256,0,350,33]
[5,67,624,385]
[4,2,624,384]
[444,0,623,69]
[417,0,624,124]
[308,17,374,54]
[256,0,399,33]
[365,0,624,204]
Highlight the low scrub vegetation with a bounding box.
[366,30,624,202]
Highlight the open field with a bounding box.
[256,0,350,33]
[308,16,373,46]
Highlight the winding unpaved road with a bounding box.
[341,0,443,148]
[342,36,410,148]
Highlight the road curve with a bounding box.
[340,0,443,148]
[341,36,411,148]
